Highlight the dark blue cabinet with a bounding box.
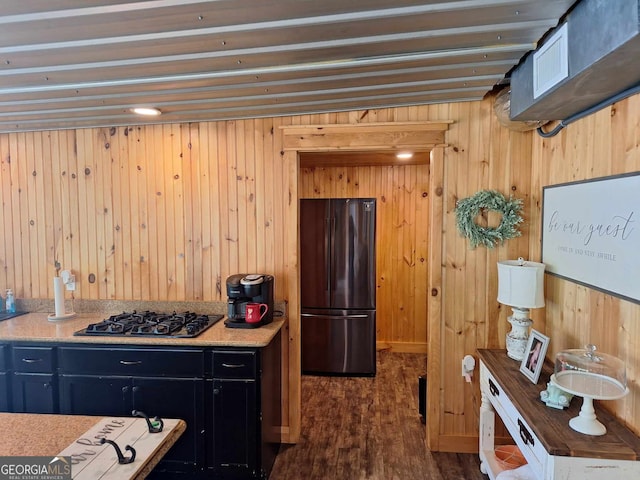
[59,375,130,416]
[0,373,8,412]
[12,373,57,413]
[208,332,281,480]
[11,346,57,413]
[211,352,259,477]
[0,344,9,412]
[132,376,204,471]
[2,330,281,480]
[58,346,205,472]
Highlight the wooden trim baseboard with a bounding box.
[279,426,293,444]
[433,435,479,454]
[376,341,428,354]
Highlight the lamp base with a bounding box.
[505,307,532,361]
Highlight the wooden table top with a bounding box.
[477,349,640,461]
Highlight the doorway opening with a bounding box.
[280,121,449,448]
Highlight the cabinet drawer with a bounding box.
[59,347,204,377]
[12,346,55,373]
[212,351,256,379]
[480,363,546,474]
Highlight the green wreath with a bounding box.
[455,190,523,249]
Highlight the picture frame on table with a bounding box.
[520,329,550,384]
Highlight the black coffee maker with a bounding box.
[225,274,274,328]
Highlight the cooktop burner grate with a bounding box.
[74,311,224,338]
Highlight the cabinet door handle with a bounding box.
[488,378,499,397]
[518,418,535,447]
[301,313,368,319]
[221,363,245,368]
[22,358,43,363]
[119,360,142,366]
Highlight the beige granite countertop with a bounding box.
[0,412,185,479]
[0,312,285,347]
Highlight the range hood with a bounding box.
[510,0,640,122]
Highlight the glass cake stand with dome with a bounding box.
[550,344,628,436]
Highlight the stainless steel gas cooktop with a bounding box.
[73,311,224,338]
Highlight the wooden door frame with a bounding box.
[280,122,449,448]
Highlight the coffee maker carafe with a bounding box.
[225,274,274,328]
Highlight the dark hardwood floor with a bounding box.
[270,351,485,480]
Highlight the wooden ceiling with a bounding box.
[0,0,576,132]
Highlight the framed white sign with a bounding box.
[542,172,639,304]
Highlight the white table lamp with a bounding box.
[497,258,545,360]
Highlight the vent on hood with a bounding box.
[533,23,569,99]
[510,0,640,122]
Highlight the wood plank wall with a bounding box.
[530,94,640,436]
[0,122,290,303]
[435,100,537,452]
[1,95,638,447]
[298,164,430,352]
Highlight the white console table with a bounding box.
[477,349,640,480]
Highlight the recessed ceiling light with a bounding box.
[132,107,161,116]
[396,152,414,160]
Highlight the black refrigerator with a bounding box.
[300,198,376,376]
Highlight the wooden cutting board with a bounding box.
[56,417,185,480]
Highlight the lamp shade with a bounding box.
[497,259,545,309]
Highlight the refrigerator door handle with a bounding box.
[301,313,369,319]
[330,215,337,293]
[325,216,331,292]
